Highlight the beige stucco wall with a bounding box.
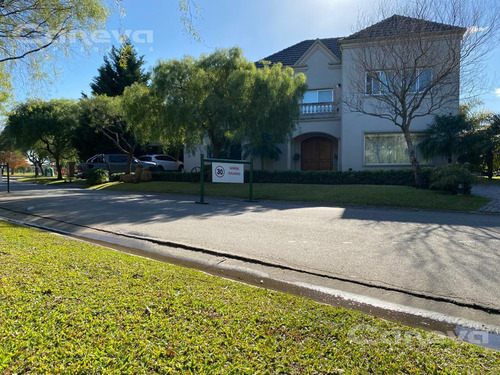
[339,38,460,171]
[294,44,342,90]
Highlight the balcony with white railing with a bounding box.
[299,102,341,119]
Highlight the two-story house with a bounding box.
[184,15,464,172]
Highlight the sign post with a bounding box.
[0,164,10,193]
[196,155,253,204]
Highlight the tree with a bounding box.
[243,133,282,170]
[73,42,150,161]
[460,115,500,178]
[344,0,500,187]
[5,99,79,179]
[0,150,27,174]
[123,48,306,159]
[80,95,150,174]
[0,0,109,108]
[90,41,150,97]
[419,114,472,163]
[25,147,50,177]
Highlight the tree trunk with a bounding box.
[211,140,224,159]
[402,128,422,188]
[486,152,493,179]
[55,158,63,180]
[37,162,43,177]
[126,153,133,174]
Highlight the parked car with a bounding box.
[138,154,184,172]
[76,154,156,178]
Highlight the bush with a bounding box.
[151,172,201,183]
[245,168,432,188]
[86,168,109,186]
[110,172,125,182]
[430,163,476,194]
[150,168,433,187]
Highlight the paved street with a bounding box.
[1,180,499,331]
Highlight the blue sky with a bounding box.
[17,0,500,113]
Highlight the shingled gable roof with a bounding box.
[256,37,341,68]
[342,14,466,42]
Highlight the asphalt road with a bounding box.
[1,179,499,330]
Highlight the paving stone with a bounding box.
[471,184,500,213]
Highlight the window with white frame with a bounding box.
[408,68,432,93]
[365,71,395,95]
[366,68,432,95]
[364,133,427,165]
[302,89,333,103]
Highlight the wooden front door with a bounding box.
[301,137,333,170]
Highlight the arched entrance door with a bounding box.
[301,137,334,170]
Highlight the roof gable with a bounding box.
[295,39,341,66]
[257,37,341,68]
[342,14,465,42]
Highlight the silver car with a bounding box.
[76,154,156,178]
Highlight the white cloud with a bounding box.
[495,88,500,98]
[465,26,488,36]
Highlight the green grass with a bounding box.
[1,222,498,374]
[103,181,489,211]
[17,176,86,186]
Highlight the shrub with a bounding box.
[110,172,125,182]
[151,172,201,183]
[245,168,432,188]
[430,163,476,194]
[86,168,109,186]
[151,168,433,187]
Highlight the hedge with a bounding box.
[151,168,432,188]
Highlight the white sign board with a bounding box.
[212,162,244,184]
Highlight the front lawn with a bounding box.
[17,176,86,186]
[1,222,498,373]
[103,181,489,212]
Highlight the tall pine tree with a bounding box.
[90,42,150,97]
[74,42,150,161]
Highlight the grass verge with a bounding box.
[1,222,499,373]
[17,176,86,186]
[103,181,489,211]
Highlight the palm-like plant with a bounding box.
[243,133,282,171]
[419,114,472,164]
[459,115,500,178]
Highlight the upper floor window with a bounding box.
[408,68,432,93]
[302,89,333,103]
[365,71,392,95]
[366,68,432,95]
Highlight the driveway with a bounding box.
[472,182,500,213]
[0,180,499,333]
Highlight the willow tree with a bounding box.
[0,0,110,110]
[123,47,306,159]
